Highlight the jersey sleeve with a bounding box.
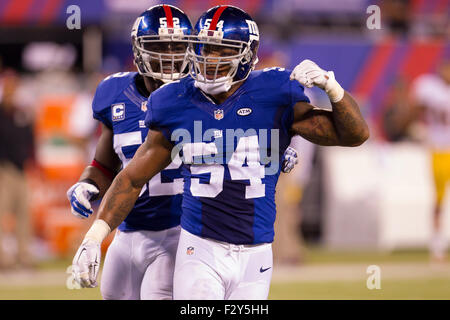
[272,68,310,106]
[91,76,121,129]
[144,90,173,142]
[144,95,157,129]
[278,69,311,132]
[289,75,310,105]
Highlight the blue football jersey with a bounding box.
[145,68,310,244]
[92,71,183,232]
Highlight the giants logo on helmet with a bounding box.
[246,20,259,41]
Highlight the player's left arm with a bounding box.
[291,96,369,147]
[289,60,370,147]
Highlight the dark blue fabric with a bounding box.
[92,72,182,231]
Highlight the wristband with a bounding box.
[84,219,111,243]
[91,159,115,181]
[325,71,345,103]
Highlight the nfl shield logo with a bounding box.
[141,101,147,112]
[186,246,194,255]
[214,109,224,120]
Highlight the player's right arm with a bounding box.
[71,128,172,288]
[95,129,173,230]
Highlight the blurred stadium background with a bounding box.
[0,0,449,299]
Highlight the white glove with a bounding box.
[290,59,345,103]
[72,238,101,288]
[71,219,110,288]
[281,146,299,173]
[67,182,100,219]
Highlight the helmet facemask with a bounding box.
[187,29,255,87]
[133,28,190,83]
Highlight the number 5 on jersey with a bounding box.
[114,131,183,197]
[183,135,265,199]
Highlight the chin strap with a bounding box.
[194,75,233,95]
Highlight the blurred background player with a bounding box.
[67,4,193,299]
[410,58,450,262]
[66,72,105,162]
[0,70,35,269]
[70,5,369,300]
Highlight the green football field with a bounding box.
[1,248,449,300]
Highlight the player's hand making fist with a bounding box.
[290,59,345,103]
[67,182,99,219]
[281,146,298,174]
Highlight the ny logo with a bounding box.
[246,19,259,41]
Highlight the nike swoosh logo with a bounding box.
[260,266,271,273]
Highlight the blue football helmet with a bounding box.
[131,4,193,82]
[187,5,260,86]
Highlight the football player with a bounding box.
[410,58,450,262]
[68,4,298,299]
[71,5,369,299]
[67,4,193,300]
